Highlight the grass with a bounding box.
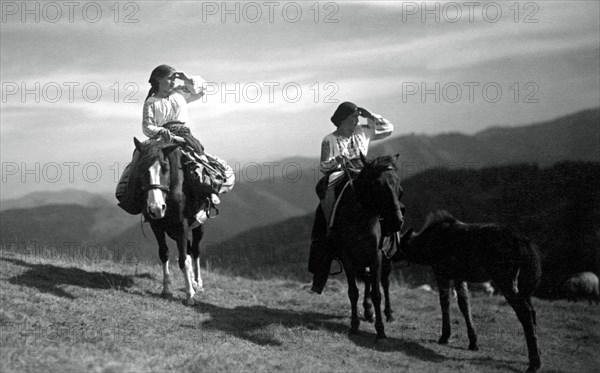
[1,252,599,373]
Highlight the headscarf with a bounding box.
[145,64,176,101]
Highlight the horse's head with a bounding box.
[354,153,405,236]
[133,137,181,220]
[393,211,457,264]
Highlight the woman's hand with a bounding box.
[335,155,348,165]
[159,128,173,142]
[174,71,192,83]
[358,107,374,120]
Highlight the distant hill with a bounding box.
[0,204,97,244]
[0,189,110,211]
[371,107,599,175]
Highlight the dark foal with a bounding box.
[397,211,542,372]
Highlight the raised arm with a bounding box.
[360,107,393,141]
[174,72,206,103]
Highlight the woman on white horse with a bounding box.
[116,64,216,227]
[142,64,217,228]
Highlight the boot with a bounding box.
[311,259,329,294]
[310,244,335,294]
[308,205,334,294]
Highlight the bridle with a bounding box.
[141,184,170,193]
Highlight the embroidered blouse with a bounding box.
[142,75,205,139]
[320,114,393,174]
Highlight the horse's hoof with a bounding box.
[192,280,204,290]
[183,297,196,306]
[161,291,173,299]
[438,337,449,345]
[468,344,479,351]
[526,360,541,372]
[386,315,395,322]
[375,334,388,342]
[364,315,374,323]
[348,327,359,335]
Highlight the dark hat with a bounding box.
[330,101,358,126]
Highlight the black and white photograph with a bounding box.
[1,1,599,372]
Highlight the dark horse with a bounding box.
[331,154,404,340]
[397,211,542,372]
[133,138,206,305]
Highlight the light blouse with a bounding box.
[142,76,205,138]
[320,114,393,174]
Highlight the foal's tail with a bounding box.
[517,238,543,297]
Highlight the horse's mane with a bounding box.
[134,140,171,174]
[420,210,457,232]
[364,155,398,173]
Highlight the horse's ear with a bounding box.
[162,143,181,157]
[392,153,400,166]
[134,137,142,151]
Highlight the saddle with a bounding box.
[180,147,235,196]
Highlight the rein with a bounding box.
[341,157,356,193]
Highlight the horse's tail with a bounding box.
[517,238,543,297]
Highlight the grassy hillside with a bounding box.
[1,253,599,372]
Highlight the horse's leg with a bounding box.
[363,272,374,323]
[173,222,195,306]
[150,223,173,298]
[435,273,452,345]
[500,283,541,372]
[456,281,478,351]
[343,262,361,334]
[370,255,387,340]
[190,225,205,292]
[526,296,537,326]
[381,258,394,322]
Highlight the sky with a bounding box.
[1,0,599,199]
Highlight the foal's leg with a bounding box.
[190,225,205,292]
[456,281,478,351]
[436,273,452,345]
[150,223,173,298]
[363,271,374,322]
[381,259,394,322]
[501,285,541,372]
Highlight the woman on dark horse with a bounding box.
[308,101,394,294]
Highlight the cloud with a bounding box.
[1,0,598,178]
